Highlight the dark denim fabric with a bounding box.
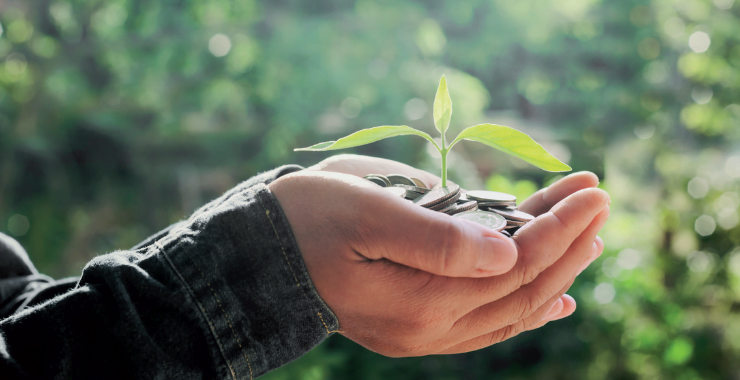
[0,165,340,379]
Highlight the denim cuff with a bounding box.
[154,180,339,379]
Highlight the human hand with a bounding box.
[269,167,608,356]
[309,154,604,330]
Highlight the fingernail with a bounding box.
[478,235,518,273]
[576,242,599,275]
[543,299,564,321]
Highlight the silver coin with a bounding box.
[364,176,387,187]
[393,184,430,194]
[402,191,422,200]
[404,191,424,200]
[446,200,478,215]
[387,174,417,187]
[431,182,443,190]
[477,201,517,209]
[438,202,458,214]
[466,190,517,203]
[488,208,535,223]
[363,174,392,187]
[454,211,507,232]
[410,177,427,188]
[429,192,461,211]
[384,187,407,198]
[413,184,460,208]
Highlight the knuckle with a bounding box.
[520,261,541,286]
[501,320,527,342]
[515,286,549,320]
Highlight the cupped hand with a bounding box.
[269,164,608,357]
[311,153,605,325]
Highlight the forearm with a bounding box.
[0,165,339,379]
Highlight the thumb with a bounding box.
[360,197,518,278]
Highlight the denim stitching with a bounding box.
[251,188,333,335]
[184,255,254,380]
[155,241,239,380]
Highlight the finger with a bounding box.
[519,172,600,217]
[437,286,573,354]
[434,188,609,316]
[547,294,576,321]
[542,297,564,320]
[442,205,608,343]
[525,294,576,331]
[357,187,519,277]
[577,236,604,275]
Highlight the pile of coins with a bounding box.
[364,173,535,235]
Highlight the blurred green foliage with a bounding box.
[1,0,739,378]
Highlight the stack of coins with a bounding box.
[364,174,535,235]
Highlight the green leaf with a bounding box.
[449,124,572,172]
[433,75,452,135]
[295,125,440,151]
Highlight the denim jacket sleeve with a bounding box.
[0,165,340,379]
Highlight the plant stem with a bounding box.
[440,150,447,187]
[440,133,447,187]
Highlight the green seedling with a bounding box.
[296,75,571,186]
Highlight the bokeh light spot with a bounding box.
[638,37,660,60]
[7,19,34,43]
[714,0,735,10]
[717,210,739,229]
[691,86,713,104]
[601,257,621,278]
[404,98,427,121]
[634,124,655,139]
[367,59,388,79]
[7,214,29,236]
[618,248,642,270]
[664,338,694,365]
[694,215,716,236]
[729,249,740,276]
[5,53,27,76]
[644,61,668,84]
[594,283,616,304]
[339,97,362,119]
[714,192,739,213]
[725,156,740,177]
[687,177,709,198]
[688,31,711,53]
[415,19,446,57]
[664,17,685,38]
[687,251,713,272]
[32,36,58,58]
[629,6,651,26]
[209,34,232,57]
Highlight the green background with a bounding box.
[1,0,739,378]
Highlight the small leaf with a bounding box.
[433,75,452,135]
[450,124,571,172]
[297,141,337,151]
[295,125,439,151]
